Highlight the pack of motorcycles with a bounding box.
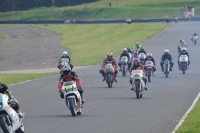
[0,25,198,133]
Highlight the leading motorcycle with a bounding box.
[130,70,144,99]
[0,94,25,133]
[61,81,82,117]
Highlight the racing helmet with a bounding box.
[107,52,113,61]
[133,58,140,66]
[164,49,169,54]
[62,65,71,76]
[63,51,68,56]
[123,48,128,53]
[147,53,152,60]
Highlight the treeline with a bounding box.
[0,0,99,12]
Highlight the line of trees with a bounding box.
[0,0,99,12]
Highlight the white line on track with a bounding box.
[171,92,200,133]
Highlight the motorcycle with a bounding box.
[178,46,187,54]
[60,58,70,64]
[138,53,146,65]
[130,70,144,99]
[192,36,198,45]
[165,18,170,23]
[179,55,189,74]
[144,60,154,82]
[104,63,115,88]
[120,56,128,76]
[0,94,25,133]
[163,59,170,78]
[174,17,178,23]
[61,81,82,116]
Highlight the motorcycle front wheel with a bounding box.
[68,98,77,117]
[15,123,25,133]
[0,116,13,133]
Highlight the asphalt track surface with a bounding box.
[1,22,200,133]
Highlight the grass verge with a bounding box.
[0,33,4,41]
[0,0,200,20]
[176,98,200,133]
[42,23,168,66]
[0,73,57,85]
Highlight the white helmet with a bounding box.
[123,48,127,51]
[63,51,68,55]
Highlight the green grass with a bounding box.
[176,98,200,133]
[0,0,200,20]
[42,23,168,66]
[0,73,56,85]
[0,33,4,41]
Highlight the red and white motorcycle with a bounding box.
[130,70,145,99]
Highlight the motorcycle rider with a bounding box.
[135,42,142,50]
[191,33,198,41]
[118,48,131,71]
[177,38,187,52]
[178,47,190,66]
[130,58,147,91]
[174,15,178,22]
[58,51,73,70]
[164,14,170,23]
[99,52,118,82]
[144,53,156,76]
[0,80,23,118]
[58,65,85,103]
[127,47,133,54]
[160,50,174,72]
[138,47,147,55]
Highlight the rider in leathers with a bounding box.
[160,50,174,72]
[99,52,118,82]
[129,58,147,91]
[178,47,190,66]
[144,53,156,75]
[138,47,147,55]
[191,33,198,41]
[0,81,23,118]
[58,65,85,103]
[58,51,73,70]
[118,48,131,71]
[127,47,133,54]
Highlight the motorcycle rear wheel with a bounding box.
[182,64,186,74]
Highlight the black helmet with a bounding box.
[62,65,71,76]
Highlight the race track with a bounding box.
[1,22,200,133]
